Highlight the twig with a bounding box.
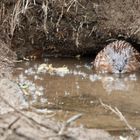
[66,0,85,12]
[22,0,29,14]
[33,0,36,5]
[99,99,135,132]
[58,113,83,135]
[66,0,75,12]
[7,117,20,129]
[88,26,96,37]
[56,0,65,30]
[75,22,83,47]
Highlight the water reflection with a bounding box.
[95,73,137,94]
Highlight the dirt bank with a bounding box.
[0,0,140,59]
[0,111,115,140]
[0,40,16,78]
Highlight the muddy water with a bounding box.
[13,58,140,133]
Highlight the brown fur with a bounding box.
[94,40,140,73]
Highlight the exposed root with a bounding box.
[56,0,65,31]
[42,0,48,33]
[66,0,85,13]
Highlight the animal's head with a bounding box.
[105,41,140,73]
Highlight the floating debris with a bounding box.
[84,64,91,70]
[35,108,54,114]
[35,91,44,96]
[34,75,43,80]
[75,65,82,69]
[89,74,101,82]
[24,67,36,75]
[37,63,69,76]
[129,74,137,81]
[75,54,81,59]
[72,70,87,78]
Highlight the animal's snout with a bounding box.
[115,65,124,73]
[119,69,122,73]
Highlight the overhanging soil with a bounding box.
[1,0,140,59]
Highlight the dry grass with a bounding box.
[10,0,22,37]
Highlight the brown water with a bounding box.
[14,58,140,133]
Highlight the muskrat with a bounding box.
[93,40,140,73]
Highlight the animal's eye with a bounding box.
[125,59,127,63]
[112,59,115,62]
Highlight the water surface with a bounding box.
[13,58,140,133]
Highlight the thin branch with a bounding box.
[56,0,65,30]
[42,0,48,33]
[58,113,83,135]
[99,99,135,132]
[7,117,20,129]
[75,22,83,47]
